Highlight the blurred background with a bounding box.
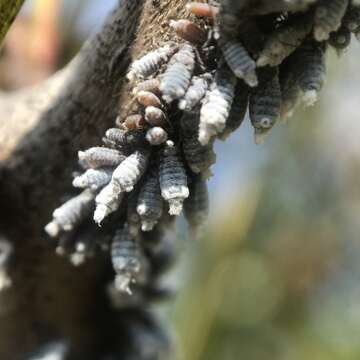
[2,1,360,359]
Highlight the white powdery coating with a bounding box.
[78,147,125,169]
[45,190,95,236]
[114,274,133,294]
[160,44,195,103]
[72,168,113,190]
[302,89,318,106]
[159,143,189,215]
[127,43,178,81]
[145,127,168,145]
[112,150,150,192]
[178,74,211,111]
[94,183,124,225]
[198,69,237,145]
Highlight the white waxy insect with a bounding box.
[178,74,212,111]
[184,175,209,234]
[159,141,189,216]
[112,149,150,193]
[219,81,249,139]
[0,237,13,291]
[198,64,237,145]
[249,67,281,144]
[45,190,95,237]
[295,41,326,106]
[132,78,161,96]
[111,225,147,294]
[136,170,163,231]
[314,0,349,41]
[94,152,148,224]
[127,43,178,81]
[137,91,162,108]
[218,37,258,87]
[145,127,168,146]
[78,147,126,169]
[160,44,195,103]
[72,168,113,191]
[181,111,216,175]
[145,106,168,127]
[94,183,124,225]
[170,19,207,45]
[257,13,313,67]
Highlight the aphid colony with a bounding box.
[45,0,359,298]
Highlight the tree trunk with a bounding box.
[0,0,201,358]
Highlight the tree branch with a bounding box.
[0,0,25,45]
[0,1,146,358]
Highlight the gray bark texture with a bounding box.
[0,1,149,358]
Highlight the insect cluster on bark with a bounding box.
[42,0,359,357]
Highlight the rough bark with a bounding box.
[0,0,197,358]
[0,1,145,358]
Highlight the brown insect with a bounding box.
[170,19,207,45]
[124,114,147,130]
[137,91,162,107]
[145,106,168,127]
[186,2,219,18]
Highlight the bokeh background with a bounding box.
[2,1,360,359]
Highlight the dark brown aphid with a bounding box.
[124,114,147,130]
[145,106,168,127]
[186,2,219,18]
[170,19,207,45]
[137,91,162,108]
